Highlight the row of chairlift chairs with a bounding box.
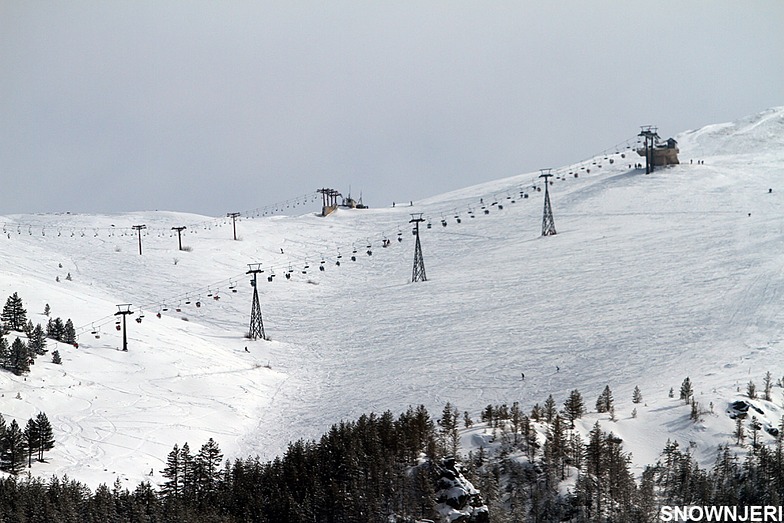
[87,159,624,339]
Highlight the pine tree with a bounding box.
[35,412,55,461]
[180,442,194,499]
[632,385,643,404]
[195,438,223,495]
[43,303,50,317]
[24,319,34,338]
[51,318,65,341]
[0,414,7,450]
[509,402,523,445]
[596,385,614,413]
[29,323,47,355]
[2,419,27,474]
[562,389,585,427]
[764,371,773,402]
[679,377,693,404]
[2,293,27,331]
[735,418,745,445]
[690,399,699,422]
[51,350,62,364]
[438,403,459,457]
[161,444,182,499]
[543,395,557,423]
[0,337,10,370]
[747,380,757,400]
[62,319,76,344]
[10,337,30,375]
[750,416,761,447]
[24,417,40,468]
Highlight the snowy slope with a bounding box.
[1,107,783,488]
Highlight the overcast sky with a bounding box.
[1,1,782,216]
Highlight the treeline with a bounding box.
[0,405,447,522]
[0,393,782,521]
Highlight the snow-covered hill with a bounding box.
[1,107,783,488]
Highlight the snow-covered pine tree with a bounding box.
[51,350,62,364]
[679,377,693,404]
[747,380,757,400]
[43,303,50,317]
[1,293,27,332]
[764,371,773,401]
[632,385,643,404]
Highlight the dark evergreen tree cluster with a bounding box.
[46,317,76,344]
[0,337,34,375]
[1,293,27,332]
[0,401,782,522]
[0,412,55,474]
[158,405,446,522]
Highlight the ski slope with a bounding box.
[1,107,784,487]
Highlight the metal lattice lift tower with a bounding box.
[246,263,267,340]
[410,213,427,282]
[539,169,557,236]
[638,126,660,174]
[114,304,133,352]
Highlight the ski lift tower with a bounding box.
[227,212,241,240]
[114,304,133,352]
[539,169,557,236]
[132,225,146,255]
[638,126,660,174]
[410,213,427,282]
[171,226,186,251]
[246,263,267,340]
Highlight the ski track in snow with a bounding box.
[1,107,784,487]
